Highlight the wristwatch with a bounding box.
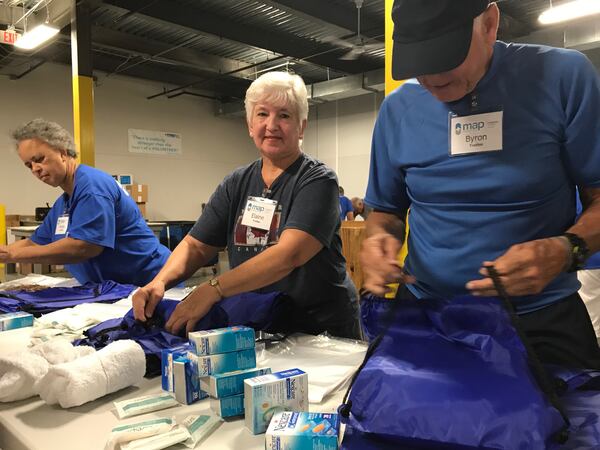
[562,232,589,272]
[208,277,224,298]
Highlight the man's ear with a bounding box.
[482,3,500,44]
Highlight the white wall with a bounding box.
[304,92,383,201]
[0,63,383,219]
[0,63,256,220]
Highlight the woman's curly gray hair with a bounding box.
[11,118,77,158]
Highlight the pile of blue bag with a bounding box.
[339,295,600,450]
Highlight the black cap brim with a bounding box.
[392,22,473,80]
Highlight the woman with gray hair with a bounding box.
[0,118,171,286]
[133,71,360,338]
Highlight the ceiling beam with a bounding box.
[90,53,252,100]
[265,0,383,41]
[91,26,259,79]
[101,0,382,74]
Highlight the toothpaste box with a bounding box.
[188,348,256,376]
[244,368,308,435]
[161,343,191,392]
[210,393,245,418]
[188,326,255,355]
[200,367,272,398]
[173,357,208,405]
[266,412,340,450]
[0,312,34,331]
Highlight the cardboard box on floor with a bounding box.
[125,184,148,203]
[137,202,147,218]
[18,263,51,275]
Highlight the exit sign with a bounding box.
[1,29,20,45]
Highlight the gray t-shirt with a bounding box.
[190,153,358,334]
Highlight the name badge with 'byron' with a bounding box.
[241,196,277,231]
[449,111,503,156]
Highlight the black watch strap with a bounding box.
[562,232,589,272]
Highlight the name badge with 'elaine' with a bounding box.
[55,215,69,235]
[241,197,277,231]
[449,111,503,156]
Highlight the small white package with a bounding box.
[114,393,179,419]
[120,427,190,450]
[181,415,223,448]
[104,417,175,450]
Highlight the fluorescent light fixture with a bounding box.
[14,24,59,50]
[539,0,600,25]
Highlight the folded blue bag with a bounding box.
[76,291,291,376]
[0,281,136,316]
[340,295,568,450]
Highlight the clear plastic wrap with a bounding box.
[256,333,367,403]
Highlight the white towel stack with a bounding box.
[38,340,145,408]
[0,339,94,402]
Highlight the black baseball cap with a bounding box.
[392,0,490,80]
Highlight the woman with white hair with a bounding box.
[0,119,171,286]
[133,71,360,338]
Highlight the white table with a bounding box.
[0,328,346,450]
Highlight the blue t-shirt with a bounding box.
[30,165,170,286]
[339,195,353,220]
[366,42,600,313]
[189,154,358,334]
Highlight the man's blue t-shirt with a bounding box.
[30,165,170,286]
[366,42,600,313]
[339,195,353,220]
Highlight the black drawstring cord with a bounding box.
[487,266,570,444]
[339,295,403,418]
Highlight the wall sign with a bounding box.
[128,129,182,155]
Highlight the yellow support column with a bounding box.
[385,0,408,297]
[72,75,95,166]
[0,204,6,282]
[385,0,404,96]
[71,0,95,167]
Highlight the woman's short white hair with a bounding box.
[244,71,309,125]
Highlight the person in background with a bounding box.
[339,186,354,221]
[360,0,600,368]
[133,71,360,338]
[577,194,600,339]
[351,197,372,221]
[0,119,171,286]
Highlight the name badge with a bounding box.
[241,196,277,231]
[449,110,503,156]
[55,214,69,235]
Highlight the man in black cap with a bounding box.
[360,0,600,368]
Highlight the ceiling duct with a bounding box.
[216,68,384,118]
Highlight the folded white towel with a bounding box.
[0,339,95,402]
[38,340,145,408]
[0,353,49,402]
[30,338,95,364]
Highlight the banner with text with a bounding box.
[128,129,182,155]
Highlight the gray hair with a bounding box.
[244,71,309,126]
[11,118,77,158]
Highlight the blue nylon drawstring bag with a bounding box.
[0,281,136,315]
[76,291,291,376]
[339,294,568,450]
